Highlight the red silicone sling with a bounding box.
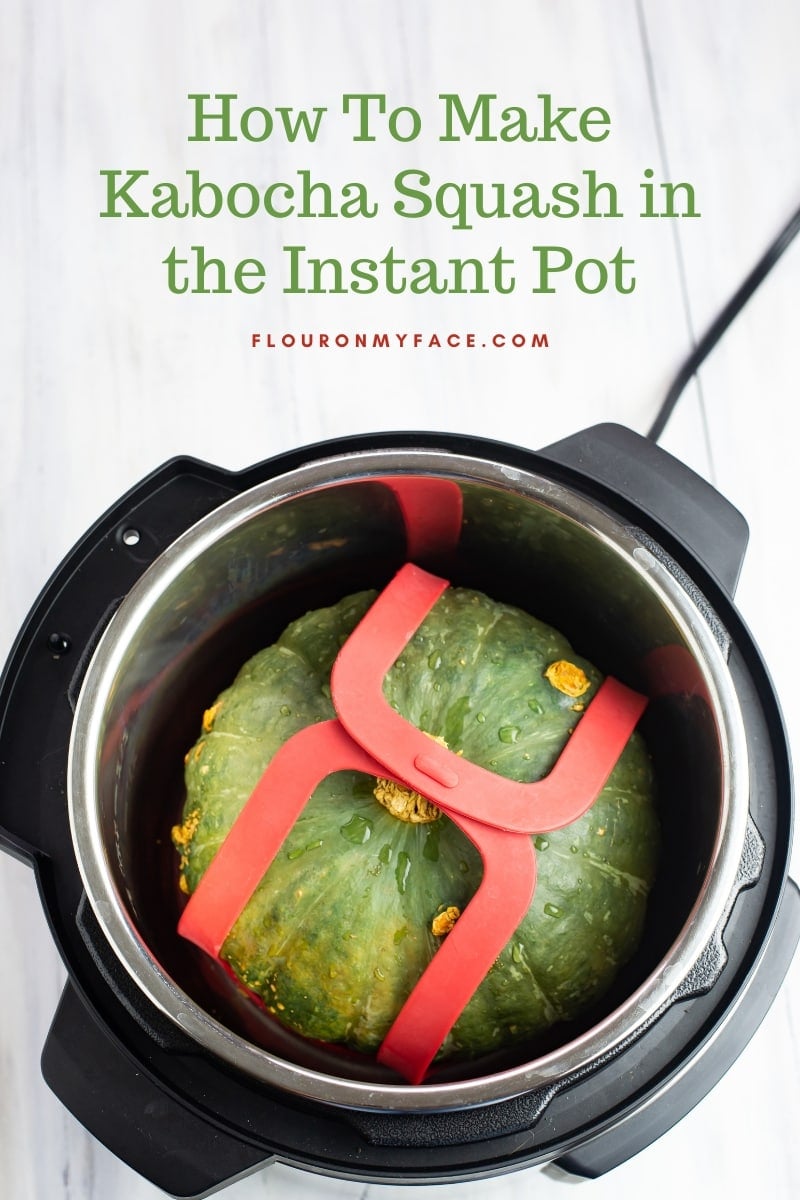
[179,561,647,1084]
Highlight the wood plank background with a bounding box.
[1,2,798,1197]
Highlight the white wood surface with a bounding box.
[1,2,799,1197]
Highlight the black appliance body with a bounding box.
[0,424,797,1198]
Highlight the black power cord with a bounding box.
[647,200,800,442]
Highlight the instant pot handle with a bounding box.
[539,423,749,598]
[41,981,273,1197]
[0,456,243,861]
[548,876,800,1179]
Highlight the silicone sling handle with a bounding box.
[332,564,648,834]
[381,476,464,562]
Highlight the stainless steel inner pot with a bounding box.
[68,448,749,1112]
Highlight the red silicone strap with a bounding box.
[178,720,393,957]
[377,821,536,1083]
[332,564,648,833]
[381,476,464,562]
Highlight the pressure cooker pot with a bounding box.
[0,424,797,1197]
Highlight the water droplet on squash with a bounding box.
[534,836,549,851]
[428,652,442,670]
[374,966,386,981]
[544,902,562,918]
[476,712,486,724]
[340,814,373,844]
[498,726,520,744]
[280,704,291,717]
[570,844,579,854]
[395,851,411,894]
[287,846,305,861]
[512,943,523,964]
[528,698,543,714]
[378,844,392,864]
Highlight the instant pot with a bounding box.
[0,424,797,1197]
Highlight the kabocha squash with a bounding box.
[174,585,659,1063]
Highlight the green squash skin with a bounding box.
[179,588,659,1061]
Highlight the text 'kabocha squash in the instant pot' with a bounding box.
[173,586,659,1063]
